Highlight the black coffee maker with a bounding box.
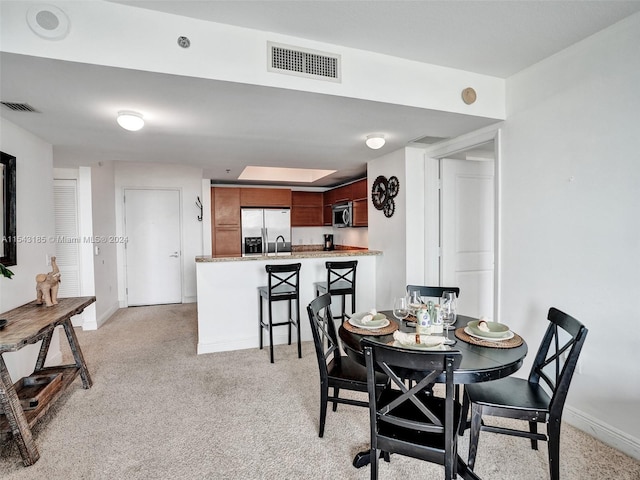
[323,234,334,251]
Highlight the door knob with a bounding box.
[169,252,179,257]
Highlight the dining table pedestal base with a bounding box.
[352,449,481,480]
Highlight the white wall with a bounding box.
[500,13,640,458]
[90,161,119,326]
[114,162,204,305]
[368,149,409,310]
[0,118,61,381]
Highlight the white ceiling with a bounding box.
[2,1,640,186]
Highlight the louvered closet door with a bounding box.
[53,179,81,299]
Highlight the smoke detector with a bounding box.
[26,4,70,40]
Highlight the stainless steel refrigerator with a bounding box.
[240,208,291,254]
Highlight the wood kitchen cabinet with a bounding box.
[352,198,368,227]
[240,188,291,207]
[351,178,368,227]
[332,183,352,204]
[351,178,368,201]
[291,191,323,226]
[321,178,368,227]
[211,187,241,256]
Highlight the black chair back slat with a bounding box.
[258,263,302,363]
[306,294,389,438]
[406,285,460,300]
[461,306,588,480]
[363,339,462,480]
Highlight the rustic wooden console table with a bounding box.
[0,296,95,466]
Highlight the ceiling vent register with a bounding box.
[1,102,40,113]
[268,42,341,82]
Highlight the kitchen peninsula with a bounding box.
[195,248,381,355]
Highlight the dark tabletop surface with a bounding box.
[339,312,528,384]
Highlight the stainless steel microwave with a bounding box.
[332,202,352,228]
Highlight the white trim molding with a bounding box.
[565,406,640,461]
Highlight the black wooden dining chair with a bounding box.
[362,338,463,480]
[406,285,460,301]
[314,260,358,322]
[460,307,588,480]
[258,263,302,363]
[307,294,388,438]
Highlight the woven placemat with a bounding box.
[342,318,399,336]
[454,327,523,349]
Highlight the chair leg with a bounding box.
[459,390,470,436]
[287,299,292,345]
[258,294,263,350]
[467,402,483,471]
[529,421,539,450]
[296,298,302,358]
[268,300,274,364]
[547,419,561,480]
[319,382,328,438]
[370,448,379,480]
[351,292,356,318]
[332,387,340,411]
[341,294,346,322]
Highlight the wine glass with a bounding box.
[393,296,409,323]
[440,291,457,345]
[408,291,421,316]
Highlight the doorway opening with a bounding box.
[423,127,501,320]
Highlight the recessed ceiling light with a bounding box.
[239,166,336,183]
[117,111,144,131]
[366,134,385,149]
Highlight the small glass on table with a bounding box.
[440,291,457,345]
[393,297,409,323]
[408,291,422,317]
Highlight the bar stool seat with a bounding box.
[313,260,358,323]
[258,263,302,363]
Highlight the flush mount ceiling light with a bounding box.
[117,111,144,131]
[365,134,385,150]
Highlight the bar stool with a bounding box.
[313,260,358,323]
[258,263,302,363]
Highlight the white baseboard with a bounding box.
[564,405,640,461]
[197,333,311,355]
[84,301,120,330]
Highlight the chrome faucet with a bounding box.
[274,235,285,255]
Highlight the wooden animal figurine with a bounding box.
[35,256,61,307]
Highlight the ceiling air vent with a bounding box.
[268,42,341,82]
[1,102,40,113]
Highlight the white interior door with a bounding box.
[440,159,494,318]
[124,189,182,306]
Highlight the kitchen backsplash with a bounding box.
[291,226,368,249]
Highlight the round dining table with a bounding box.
[340,313,528,384]
[338,312,529,480]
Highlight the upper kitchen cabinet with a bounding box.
[351,178,368,201]
[351,179,368,227]
[332,183,353,204]
[212,188,240,226]
[211,187,241,256]
[291,191,323,227]
[240,188,291,208]
[322,178,368,227]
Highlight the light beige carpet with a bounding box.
[1,303,638,479]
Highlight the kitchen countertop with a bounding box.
[196,249,381,263]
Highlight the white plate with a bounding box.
[464,327,514,342]
[349,312,390,330]
[392,341,449,351]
